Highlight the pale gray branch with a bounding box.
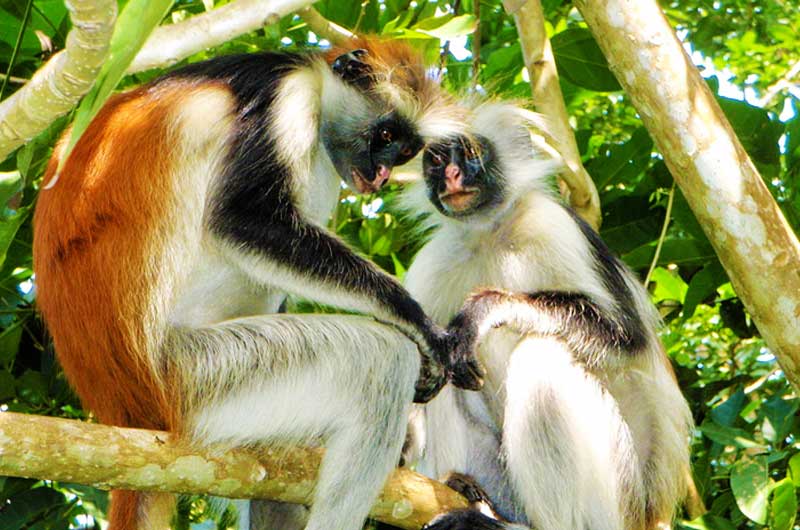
[0,411,467,530]
[0,0,117,161]
[128,0,317,74]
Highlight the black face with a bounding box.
[323,111,424,194]
[422,134,504,217]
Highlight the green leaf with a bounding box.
[650,267,688,304]
[789,453,800,487]
[731,455,772,524]
[683,261,727,317]
[699,420,765,449]
[551,28,621,92]
[680,514,738,530]
[60,0,174,168]
[761,396,798,444]
[770,478,797,530]
[0,369,15,401]
[710,388,746,427]
[0,170,22,208]
[587,127,653,189]
[0,204,30,270]
[413,14,476,39]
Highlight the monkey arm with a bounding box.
[447,288,648,376]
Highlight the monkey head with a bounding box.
[323,41,465,194]
[422,134,504,218]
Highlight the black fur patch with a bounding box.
[423,510,507,530]
[161,52,445,363]
[564,207,648,352]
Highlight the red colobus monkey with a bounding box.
[33,40,477,530]
[402,103,693,530]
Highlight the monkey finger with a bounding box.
[450,357,485,391]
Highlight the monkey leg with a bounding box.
[167,314,420,530]
[502,336,646,530]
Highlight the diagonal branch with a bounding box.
[502,0,602,230]
[127,0,316,74]
[0,411,467,530]
[298,6,355,45]
[0,0,117,161]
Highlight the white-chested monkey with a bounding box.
[402,103,693,530]
[33,39,479,530]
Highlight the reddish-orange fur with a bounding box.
[33,81,205,529]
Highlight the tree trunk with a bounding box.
[573,0,800,389]
[0,412,466,529]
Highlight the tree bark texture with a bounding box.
[0,412,466,529]
[503,0,602,229]
[574,0,800,389]
[0,0,117,161]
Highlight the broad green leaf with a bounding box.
[650,267,688,304]
[0,369,15,400]
[699,421,765,449]
[587,127,653,189]
[683,261,727,317]
[710,388,746,427]
[413,14,476,39]
[60,0,174,169]
[770,478,797,530]
[680,514,738,530]
[551,28,621,92]
[0,485,67,529]
[0,205,30,270]
[731,455,772,524]
[789,453,800,487]
[761,396,798,444]
[623,237,716,270]
[0,170,22,208]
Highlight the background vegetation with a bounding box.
[0,0,798,528]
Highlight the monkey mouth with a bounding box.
[439,188,480,212]
[350,167,389,194]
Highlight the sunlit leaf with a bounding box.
[731,455,772,524]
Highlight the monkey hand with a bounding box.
[414,347,448,403]
[445,311,486,392]
[422,510,505,530]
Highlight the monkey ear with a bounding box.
[332,49,373,90]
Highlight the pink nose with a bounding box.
[444,163,462,193]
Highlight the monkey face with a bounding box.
[323,110,424,194]
[423,135,504,217]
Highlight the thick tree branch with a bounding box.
[0,412,466,529]
[502,0,602,230]
[0,0,117,161]
[127,0,316,74]
[573,0,800,389]
[298,6,355,45]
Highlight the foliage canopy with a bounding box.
[0,0,798,528]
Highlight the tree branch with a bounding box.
[0,0,117,161]
[298,6,355,45]
[502,0,602,230]
[127,0,316,74]
[0,412,466,529]
[573,0,800,390]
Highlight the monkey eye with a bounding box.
[430,153,445,166]
[400,146,413,157]
[380,128,393,143]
